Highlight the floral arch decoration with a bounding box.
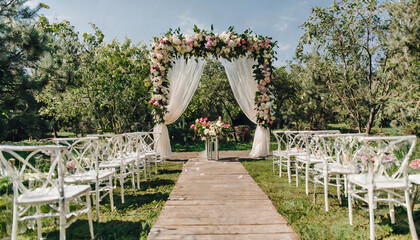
[149,26,277,128]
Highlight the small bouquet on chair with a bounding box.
[190,116,231,140]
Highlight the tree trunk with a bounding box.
[365,106,377,135]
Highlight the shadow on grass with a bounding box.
[45,219,151,240]
[114,192,170,210]
[239,158,266,163]
[158,168,183,175]
[139,178,175,190]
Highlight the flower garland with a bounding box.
[149,26,277,128]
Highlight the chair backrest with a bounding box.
[272,131,287,152]
[52,137,100,173]
[0,145,68,196]
[314,133,367,166]
[356,135,417,184]
[291,130,341,156]
[138,131,160,153]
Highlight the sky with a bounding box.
[31,0,333,66]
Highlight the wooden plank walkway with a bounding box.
[148,158,299,239]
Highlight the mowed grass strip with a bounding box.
[241,158,420,240]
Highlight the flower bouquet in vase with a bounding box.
[190,117,231,161]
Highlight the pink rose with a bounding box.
[186,39,194,47]
[270,121,273,125]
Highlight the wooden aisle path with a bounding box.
[148,156,299,239]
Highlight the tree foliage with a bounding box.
[0,0,49,141]
[297,0,402,133]
[35,20,152,135]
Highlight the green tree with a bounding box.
[36,22,152,135]
[297,0,394,133]
[34,16,82,136]
[0,0,49,141]
[382,0,419,136]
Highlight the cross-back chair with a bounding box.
[294,130,340,195]
[272,131,307,183]
[0,145,94,240]
[52,137,115,221]
[347,135,418,240]
[96,134,136,204]
[312,133,366,211]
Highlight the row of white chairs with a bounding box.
[0,131,161,240]
[272,131,419,240]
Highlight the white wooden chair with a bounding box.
[97,134,136,204]
[138,131,162,179]
[272,131,307,183]
[123,132,147,189]
[312,133,366,211]
[347,136,418,240]
[0,145,94,240]
[294,130,340,194]
[52,137,115,221]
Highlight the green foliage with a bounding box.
[296,0,418,134]
[0,0,49,141]
[36,19,152,135]
[381,0,420,137]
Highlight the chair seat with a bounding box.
[295,155,323,164]
[409,174,420,185]
[18,185,91,205]
[64,170,114,184]
[314,163,355,174]
[348,174,408,189]
[99,157,136,168]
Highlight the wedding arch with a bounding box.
[149,26,277,158]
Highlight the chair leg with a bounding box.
[368,187,375,240]
[405,189,419,240]
[287,157,291,183]
[86,192,94,239]
[305,162,309,195]
[95,181,100,222]
[120,167,125,204]
[348,183,353,226]
[12,198,18,240]
[388,192,395,224]
[36,205,42,239]
[324,171,329,212]
[131,167,136,196]
[109,175,114,211]
[313,176,317,204]
[295,160,299,187]
[155,156,158,175]
[273,157,275,174]
[136,161,141,189]
[336,175,342,205]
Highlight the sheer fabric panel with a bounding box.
[154,56,206,157]
[220,56,270,157]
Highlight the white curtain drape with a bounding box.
[219,56,270,157]
[154,56,206,157]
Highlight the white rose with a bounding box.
[173,38,181,45]
[228,40,236,48]
[204,129,209,135]
[224,48,230,54]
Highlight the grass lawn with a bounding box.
[0,161,184,240]
[241,158,420,240]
